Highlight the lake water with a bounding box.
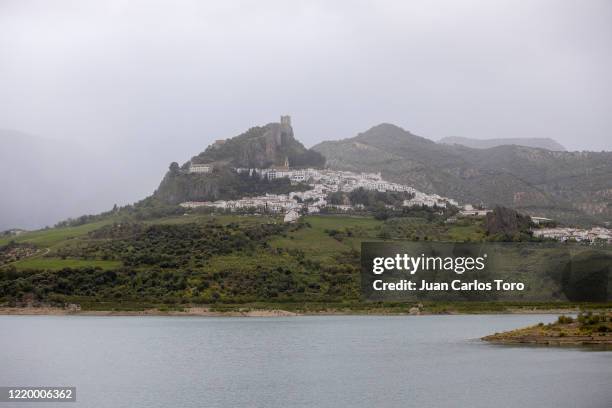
[1,314,610,408]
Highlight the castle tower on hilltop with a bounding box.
[280,115,291,127]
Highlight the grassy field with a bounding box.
[446,223,486,241]
[6,212,597,309]
[269,215,486,261]
[0,219,116,248]
[12,258,121,271]
[0,213,525,279]
[270,215,383,262]
[148,213,282,226]
[1,214,483,270]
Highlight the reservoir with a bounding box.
[1,314,610,407]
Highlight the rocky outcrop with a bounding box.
[151,120,324,205]
[485,206,532,236]
[191,122,324,169]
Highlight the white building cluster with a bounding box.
[236,167,419,194]
[404,191,459,209]
[235,167,317,182]
[181,193,302,213]
[458,204,492,217]
[188,163,212,173]
[181,167,461,222]
[532,227,612,243]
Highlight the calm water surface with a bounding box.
[0,314,610,408]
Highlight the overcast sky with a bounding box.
[1,0,611,156]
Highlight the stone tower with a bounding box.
[280,115,291,127]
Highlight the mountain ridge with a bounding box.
[439,136,566,151]
[313,124,612,225]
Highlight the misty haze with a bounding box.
[2,3,612,408]
[1,0,611,230]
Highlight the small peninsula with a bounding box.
[483,312,612,347]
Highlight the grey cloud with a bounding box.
[0,0,610,228]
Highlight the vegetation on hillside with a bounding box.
[484,206,533,241]
[0,210,489,307]
[152,121,324,205]
[439,136,566,151]
[1,117,610,312]
[313,123,612,225]
[191,123,325,169]
[483,312,612,346]
[2,206,609,310]
[154,165,311,205]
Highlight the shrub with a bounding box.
[557,315,574,324]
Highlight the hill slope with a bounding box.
[190,122,324,169]
[152,121,324,204]
[3,211,610,310]
[439,136,566,151]
[313,124,612,225]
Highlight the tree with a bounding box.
[169,162,180,173]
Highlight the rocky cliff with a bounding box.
[152,120,323,204]
[190,122,324,169]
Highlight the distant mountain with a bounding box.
[313,124,612,225]
[0,130,93,230]
[439,136,566,151]
[0,130,160,230]
[152,118,324,204]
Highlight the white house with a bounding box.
[284,209,301,223]
[459,209,491,217]
[189,163,212,173]
[531,216,554,225]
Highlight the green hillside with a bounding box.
[2,208,611,312]
[153,166,310,205]
[439,136,566,151]
[1,209,485,308]
[313,124,612,225]
[2,120,611,313]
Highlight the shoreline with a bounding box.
[0,307,299,317]
[0,306,587,317]
[483,335,612,347]
[482,313,612,347]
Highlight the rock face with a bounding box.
[484,206,532,237]
[190,122,325,169]
[439,136,566,151]
[152,120,324,204]
[313,123,612,225]
[153,166,232,204]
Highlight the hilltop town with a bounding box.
[1,116,610,316]
[171,116,612,242]
[180,161,459,222]
[532,226,612,244]
[175,116,466,222]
